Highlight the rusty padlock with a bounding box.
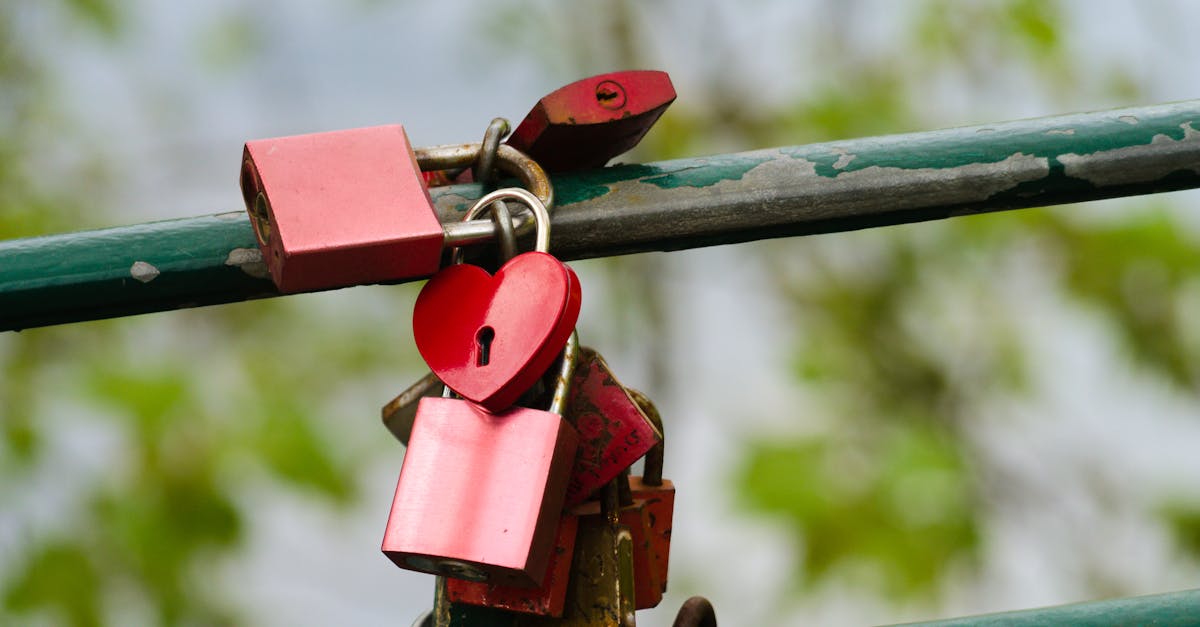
[240,131,549,293]
[509,480,635,627]
[567,469,662,610]
[381,332,581,588]
[562,347,663,507]
[627,389,674,598]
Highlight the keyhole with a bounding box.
[476,326,495,366]
[594,80,627,110]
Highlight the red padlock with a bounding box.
[412,187,581,413]
[240,130,552,294]
[507,70,677,172]
[381,334,581,588]
[627,389,675,598]
[240,125,443,293]
[562,347,663,507]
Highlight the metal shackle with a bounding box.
[415,143,554,248]
[451,186,553,262]
[627,388,664,486]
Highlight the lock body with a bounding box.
[241,124,444,293]
[444,512,579,616]
[382,397,579,588]
[562,348,662,507]
[507,70,676,173]
[628,476,675,596]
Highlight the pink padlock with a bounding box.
[382,335,581,588]
[241,125,444,293]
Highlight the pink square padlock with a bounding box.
[382,391,578,588]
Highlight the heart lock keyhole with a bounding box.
[476,326,495,367]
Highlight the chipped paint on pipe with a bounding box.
[2,101,1200,331]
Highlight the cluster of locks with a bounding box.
[239,73,716,625]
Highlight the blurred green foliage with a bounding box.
[0,3,413,625]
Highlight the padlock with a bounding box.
[627,389,674,597]
[524,480,637,626]
[382,331,581,588]
[412,187,581,413]
[241,131,550,293]
[568,470,662,610]
[562,347,663,507]
[507,70,677,173]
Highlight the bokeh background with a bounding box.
[4,1,1200,625]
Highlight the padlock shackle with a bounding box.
[417,143,553,248]
[548,331,579,417]
[473,117,511,184]
[628,388,664,486]
[457,187,551,255]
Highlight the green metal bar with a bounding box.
[3,100,1200,331]
[892,588,1200,626]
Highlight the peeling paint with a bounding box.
[832,150,857,169]
[215,211,247,221]
[130,261,160,283]
[1119,115,1139,125]
[1045,129,1076,136]
[1058,122,1200,186]
[641,153,772,189]
[224,247,270,279]
[569,149,1048,223]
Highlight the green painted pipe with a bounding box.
[892,588,1200,626]
[3,100,1199,331]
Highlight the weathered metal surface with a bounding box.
[506,69,677,172]
[892,588,1200,626]
[3,100,1200,331]
[0,212,273,331]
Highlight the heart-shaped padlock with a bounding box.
[412,188,581,413]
